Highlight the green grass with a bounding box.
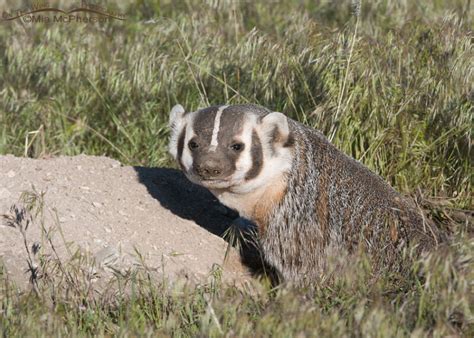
[0,0,473,336]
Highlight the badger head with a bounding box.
[168,104,294,194]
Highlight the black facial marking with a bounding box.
[217,106,245,146]
[245,130,263,180]
[176,125,186,168]
[193,106,219,145]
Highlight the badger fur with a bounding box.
[168,103,441,284]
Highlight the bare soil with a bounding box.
[0,155,252,291]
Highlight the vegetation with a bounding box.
[0,0,472,336]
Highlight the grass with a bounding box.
[0,0,473,336]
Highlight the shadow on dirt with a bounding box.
[134,166,278,283]
[134,167,240,236]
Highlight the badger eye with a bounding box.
[230,143,244,152]
[188,141,199,150]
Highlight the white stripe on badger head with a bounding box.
[209,105,228,152]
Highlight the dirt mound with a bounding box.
[0,155,251,292]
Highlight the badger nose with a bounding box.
[195,159,222,178]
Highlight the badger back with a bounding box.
[261,120,440,283]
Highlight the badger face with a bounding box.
[168,104,294,194]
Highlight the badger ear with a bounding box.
[169,104,186,129]
[260,112,290,145]
[168,104,187,160]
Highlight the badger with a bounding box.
[168,103,441,284]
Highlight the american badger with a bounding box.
[168,104,440,284]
